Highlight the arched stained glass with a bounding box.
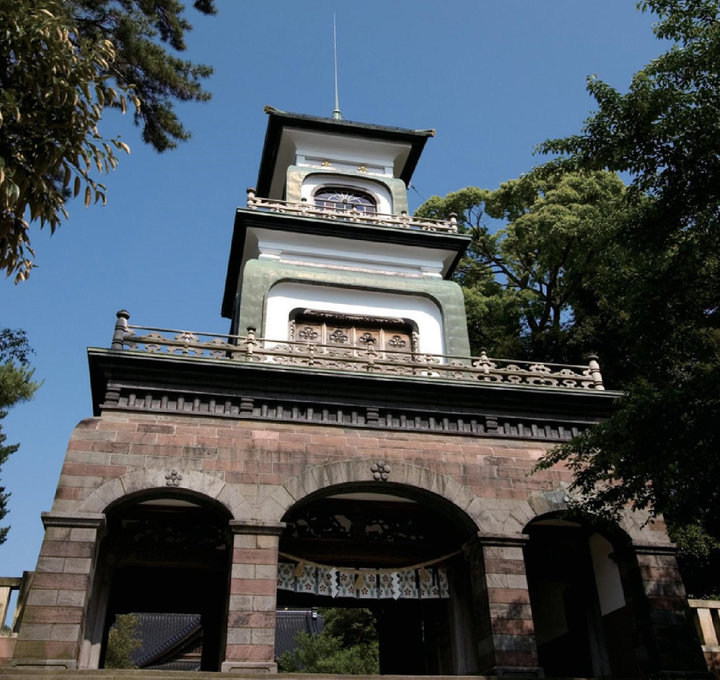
[314,187,377,214]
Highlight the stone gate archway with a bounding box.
[277,480,480,675]
[83,489,233,672]
[523,513,641,678]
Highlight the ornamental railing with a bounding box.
[246,188,459,233]
[111,311,605,391]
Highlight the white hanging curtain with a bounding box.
[277,551,458,600]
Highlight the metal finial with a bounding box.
[112,309,130,350]
[332,14,342,120]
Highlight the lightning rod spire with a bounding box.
[332,14,342,120]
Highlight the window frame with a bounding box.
[313,186,378,214]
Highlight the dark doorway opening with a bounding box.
[98,496,231,671]
[278,486,478,675]
[275,596,453,674]
[524,519,640,678]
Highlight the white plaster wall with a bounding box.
[589,532,626,615]
[251,228,446,279]
[265,282,445,354]
[289,128,408,178]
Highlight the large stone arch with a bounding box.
[257,458,515,535]
[521,506,648,678]
[79,467,252,519]
[78,468,240,672]
[270,459,484,675]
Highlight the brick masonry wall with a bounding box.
[54,412,569,516]
[635,551,709,674]
[468,537,540,673]
[55,412,674,545]
[44,411,567,670]
[223,526,282,673]
[0,638,15,664]
[12,521,102,668]
[480,542,539,671]
[705,650,720,679]
[13,409,686,672]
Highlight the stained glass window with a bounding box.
[314,187,377,213]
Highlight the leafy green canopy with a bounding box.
[533,0,720,566]
[0,0,215,282]
[416,170,626,363]
[0,329,40,544]
[72,0,216,152]
[418,1,720,591]
[104,613,141,669]
[277,608,379,674]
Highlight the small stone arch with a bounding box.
[526,482,672,547]
[522,508,645,678]
[79,467,252,519]
[523,508,633,544]
[84,472,236,673]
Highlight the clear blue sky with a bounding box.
[1,1,665,579]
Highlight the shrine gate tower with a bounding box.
[1,107,707,678]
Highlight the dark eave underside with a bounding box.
[256,108,435,196]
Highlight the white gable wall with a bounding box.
[265,282,445,354]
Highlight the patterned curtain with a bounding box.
[277,552,457,600]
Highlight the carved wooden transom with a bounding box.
[289,309,418,355]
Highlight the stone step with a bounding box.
[0,672,506,680]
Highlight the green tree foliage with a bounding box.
[104,613,141,669]
[0,0,215,282]
[323,607,378,648]
[532,0,720,577]
[71,0,216,152]
[277,608,379,674]
[417,187,519,357]
[0,329,39,544]
[416,171,626,362]
[418,1,720,593]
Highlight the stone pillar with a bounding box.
[632,542,710,678]
[221,519,285,673]
[11,512,105,669]
[466,533,542,676]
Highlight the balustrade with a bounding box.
[246,188,458,233]
[0,574,30,634]
[689,599,720,649]
[109,311,605,391]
